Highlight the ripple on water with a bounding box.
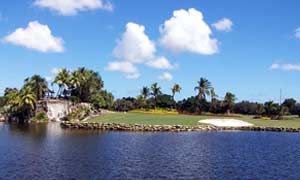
[1,123,300,180]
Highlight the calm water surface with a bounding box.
[1,122,300,180]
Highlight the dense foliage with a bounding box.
[1,70,299,122]
[1,68,113,122]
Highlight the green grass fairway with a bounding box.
[88,112,204,126]
[243,116,300,128]
[88,112,300,128]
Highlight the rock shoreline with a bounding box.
[60,122,300,133]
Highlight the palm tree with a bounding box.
[171,84,181,109]
[4,89,22,120]
[151,83,161,109]
[19,87,37,111]
[171,84,182,100]
[53,68,69,97]
[69,68,104,102]
[194,78,212,100]
[264,101,280,117]
[224,92,236,114]
[5,88,21,110]
[69,71,81,89]
[210,88,218,102]
[209,88,218,114]
[85,70,104,95]
[5,87,37,121]
[24,75,48,100]
[141,86,150,100]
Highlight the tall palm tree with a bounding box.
[194,78,212,100]
[24,75,48,100]
[224,92,236,114]
[210,88,218,102]
[19,87,37,111]
[171,84,181,109]
[151,83,161,109]
[264,101,280,117]
[69,68,104,102]
[69,71,81,89]
[5,87,37,121]
[141,86,150,100]
[53,68,69,97]
[85,70,103,95]
[171,84,182,100]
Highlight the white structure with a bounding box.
[46,100,71,121]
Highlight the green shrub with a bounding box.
[65,107,91,121]
[32,112,48,122]
[69,96,80,104]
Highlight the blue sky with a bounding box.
[0,0,300,102]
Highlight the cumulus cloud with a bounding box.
[106,61,140,79]
[146,56,174,70]
[159,8,218,55]
[3,21,64,53]
[270,63,300,71]
[158,72,173,81]
[212,18,233,32]
[106,22,176,79]
[113,22,156,64]
[51,67,62,75]
[295,27,300,39]
[34,0,113,16]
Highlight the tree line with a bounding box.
[112,78,300,119]
[0,68,299,122]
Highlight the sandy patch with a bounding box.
[199,119,254,127]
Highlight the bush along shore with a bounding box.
[60,122,300,133]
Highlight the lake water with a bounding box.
[1,122,300,180]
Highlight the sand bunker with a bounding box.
[199,119,254,127]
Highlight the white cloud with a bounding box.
[212,18,233,32]
[270,63,300,71]
[34,0,113,16]
[158,72,173,81]
[159,8,218,55]
[107,22,177,79]
[146,56,174,69]
[113,22,156,64]
[3,21,64,53]
[295,27,300,39]
[51,67,61,75]
[106,61,140,79]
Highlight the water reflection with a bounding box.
[7,123,48,138]
[1,123,300,179]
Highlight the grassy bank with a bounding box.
[244,116,300,128]
[88,112,300,128]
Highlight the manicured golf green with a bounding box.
[88,112,300,128]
